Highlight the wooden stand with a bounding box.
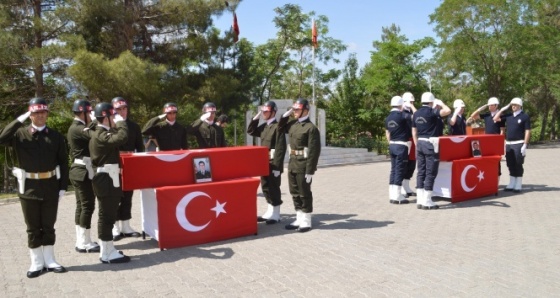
[467,126,485,135]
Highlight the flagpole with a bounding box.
[312,18,316,105]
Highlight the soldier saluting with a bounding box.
[89,102,130,264]
[279,98,321,232]
[0,98,68,278]
[247,101,287,224]
[67,99,100,253]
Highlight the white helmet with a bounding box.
[453,99,466,109]
[487,97,499,105]
[402,92,414,102]
[421,92,435,103]
[390,96,403,107]
[511,97,523,106]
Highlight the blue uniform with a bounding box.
[385,110,411,186]
[503,111,531,177]
[402,108,416,180]
[413,105,444,191]
[448,115,466,135]
[480,112,505,134]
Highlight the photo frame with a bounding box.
[193,157,212,183]
[471,140,482,157]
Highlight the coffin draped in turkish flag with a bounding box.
[152,178,259,249]
[120,146,269,191]
[451,156,501,203]
[439,134,504,161]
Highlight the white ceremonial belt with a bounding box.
[74,158,85,165]
[96,164,121,188]
[25,169,56,179]
[418,137,440,153]
[505,140,525,145]
[389,141,408,146]
[418,138,430,142]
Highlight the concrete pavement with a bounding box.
[1,144,559,297]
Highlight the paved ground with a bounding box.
[1,145,560,297]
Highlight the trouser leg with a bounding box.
[117,191,134,221]
[72,178,96,229]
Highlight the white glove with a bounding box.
[433,99,443,107]
[453,108,461,116]
[113,114,124,123]
[282,108,293,118]
[58,190,65,202]
[403,102,412,109]
[521,144,527,156]
[158,113,167,119]
[17,111,31,123]
[272,170,280,177]
[500,104,511,112]
[89,110,96,120]
[200,112,211,121]
[305,174,313,183]
[253,111,262,121]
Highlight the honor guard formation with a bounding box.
[0,94,530,278]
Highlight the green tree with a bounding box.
[361,24,434,139]
[250,4,346,104]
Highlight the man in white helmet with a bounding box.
[467,97,505,135]
[400,92,417,197]
[448,99,467,135]
[468,97,506,175]
[384,96,412,204]
[412,92,451,210]
[493,97,531,193]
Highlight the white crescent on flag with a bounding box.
[460,165,478,192]
[154,152,190,162]
[176,191,211,232]
[450,136,468,143]
[175,191,227,232]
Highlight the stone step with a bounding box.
[283,146,387,167]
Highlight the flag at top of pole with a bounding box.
[233,12,240,43]
[311,19,318,48]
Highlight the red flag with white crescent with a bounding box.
[155,178,259,249]
[312,19,318,48]
[233,12,240,43]
[451,156,501,202]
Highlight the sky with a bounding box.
[213,0,443,69]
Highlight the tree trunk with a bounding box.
[550,104,558,140]
[540,108,548,141]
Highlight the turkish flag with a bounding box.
[450,156,501,202]
[311,19,318,48]
[120,146,269,191]
[146,178,259,249]
[439,134,504,161]
[232,12,240,43]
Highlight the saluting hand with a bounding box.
[17,111,31,123]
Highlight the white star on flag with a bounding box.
[477,170,485,181]
[211,200,227,218]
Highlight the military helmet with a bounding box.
[112,97,128,109]
[402,92,415,102]
[292,98,310,110]
[72,99,92,113]
[421,92,435,103]
[511,97,523,107]
[453,99,466,109]
[163,102,178,113]
[94,102,114,118]
[487,97,499,105]
[28,97,49,112]
[391,96,403,107]
[261,101,278,112]
[202,102,217,113]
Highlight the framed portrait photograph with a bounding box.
[193,157,212,183]
[471,140,482,157]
